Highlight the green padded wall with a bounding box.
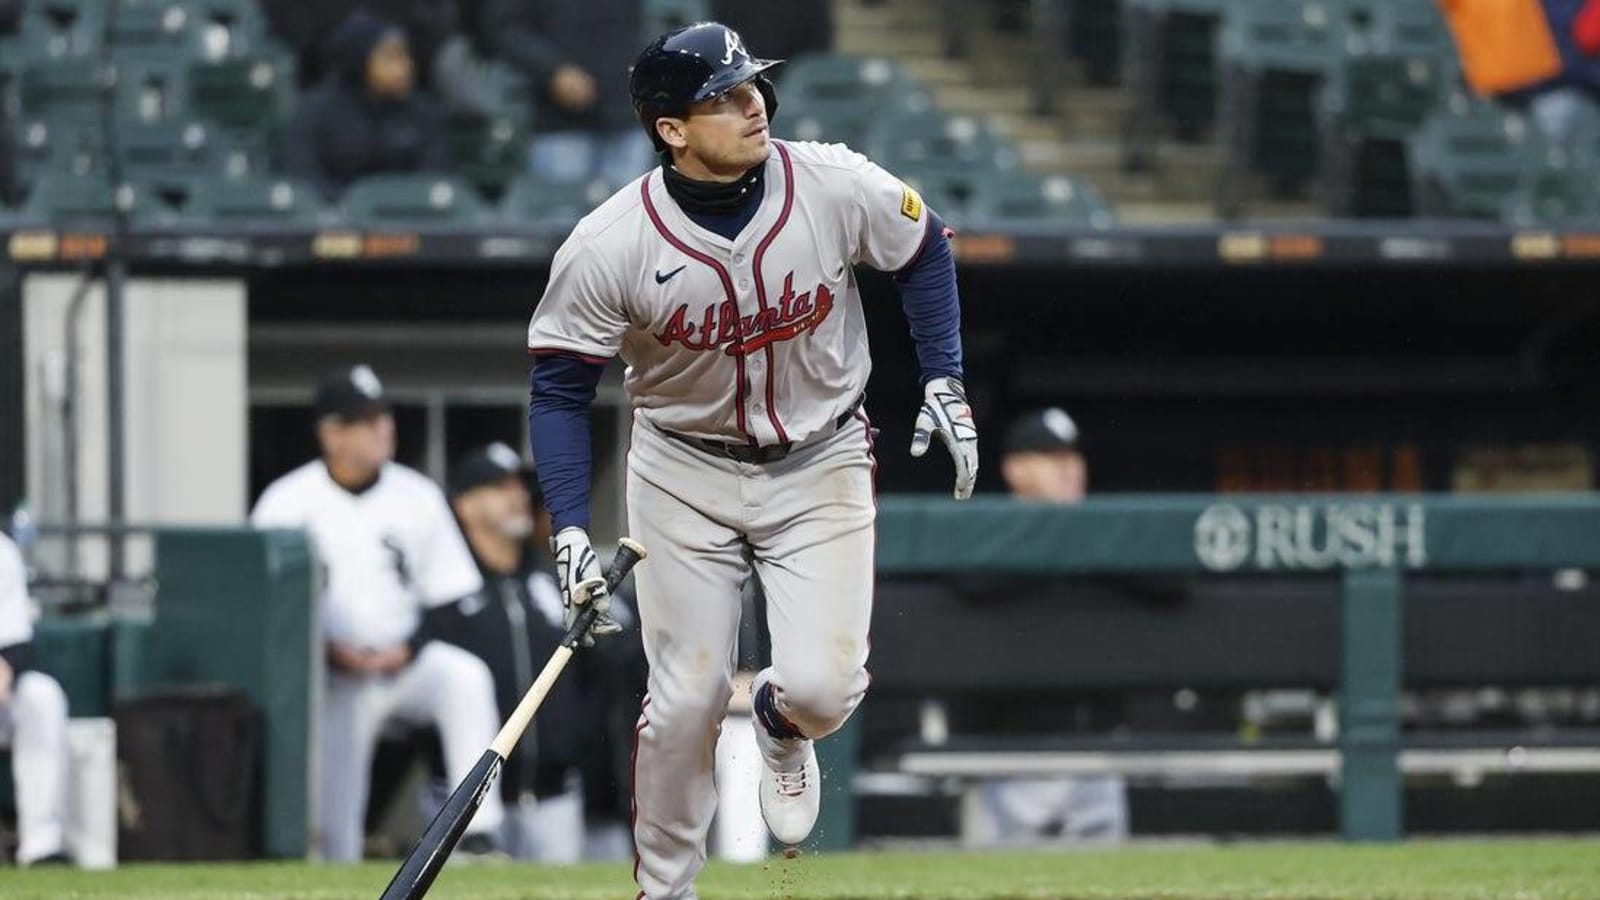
[145,529,315,859]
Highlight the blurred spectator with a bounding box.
[968,408,1129,846]
[429,443,587,861]
[710,0,833,63]
[481,0,653,185]
[0,0,20,33]
[250,365,504,861]
[1000,407,1087,503]
[1437,0,1600,144]
[1531,0,1600,143]
[261,0,463,90]
[1577,0,1600,53]
[0,531,71,867]
[281,10,450,199]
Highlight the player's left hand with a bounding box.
[911,376,978,500]
[552,526,623,644]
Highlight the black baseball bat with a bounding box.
[378,537,648,900]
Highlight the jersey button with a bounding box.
[738,279,751,290]
[734,253,746,264]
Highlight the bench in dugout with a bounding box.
[858,496,1600,843]
[866,574,1600,843]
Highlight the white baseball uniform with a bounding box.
[251,461,505,861]
[528,140,931,898]
[0,533,70,865]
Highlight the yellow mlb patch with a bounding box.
[900,184,924,221]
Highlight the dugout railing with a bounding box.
[865,493,1600,842]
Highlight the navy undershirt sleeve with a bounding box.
[528,352,607,533]
[893,210,964,383]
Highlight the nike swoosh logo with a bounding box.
[655,265,687,285]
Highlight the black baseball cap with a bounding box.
[313,364,390,423]
[450,441,539,499]
[1003,407,1082,456]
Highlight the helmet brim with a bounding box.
[692,56,784,104]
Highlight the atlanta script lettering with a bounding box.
[656,272,834,357]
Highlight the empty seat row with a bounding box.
[3,0,272,63]
[8,172,639,229]
[5,162,1119,231]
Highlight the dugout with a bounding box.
[6,219,1600,847]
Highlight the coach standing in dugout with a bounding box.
[250,365,505,861]
[0,531,70,867]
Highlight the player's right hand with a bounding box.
[552,526,623,642]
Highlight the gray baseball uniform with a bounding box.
[527,139,936,897]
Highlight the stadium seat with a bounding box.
[642,0,708,39]
[966,172,1117,231]
[115,117,256,186]
[183,174,327,223]
[1121,0,1231,169]
[1503,160,1600,226]
[778,82,936,148]
[186,52,295,136]
[22,172,162,225]
[17,0,104,59]
[773,51,937,145]
[444,110,528,198]
[113,56,190,122]
[1061,0,1123,86]
[1319,53,1449,216]
[863,109,1023,182]
[1362,0,1452,58]
[777,54,925,108]
[183,0,272,60]
[11,117,100,186]
[500,175,615,229]
[1214,0,1351,216]
[18,58,105,126]
[1407,94,1548,219]
[341,174,488,225]
[106,0,197,59]
[1499,101,1600,224]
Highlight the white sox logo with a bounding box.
[656,272,834,356]
[721,29,748,65]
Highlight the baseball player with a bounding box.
[524,23,977,899]
[434,442,589,862]
[250,365,506,861]
[0,531,71,867]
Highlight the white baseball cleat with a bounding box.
[756,732,821,846]
[751,672,821,846]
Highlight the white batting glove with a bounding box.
[551,527,622,642]
[911,376,979,500]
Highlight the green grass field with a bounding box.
[3,839,1598,900]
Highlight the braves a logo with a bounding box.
[721,29,749,65]
[656,272,834,356]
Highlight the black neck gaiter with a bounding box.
[661,154,766,215]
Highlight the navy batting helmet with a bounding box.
[630,22,782,152]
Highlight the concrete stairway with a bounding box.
[827,0,1318,224]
